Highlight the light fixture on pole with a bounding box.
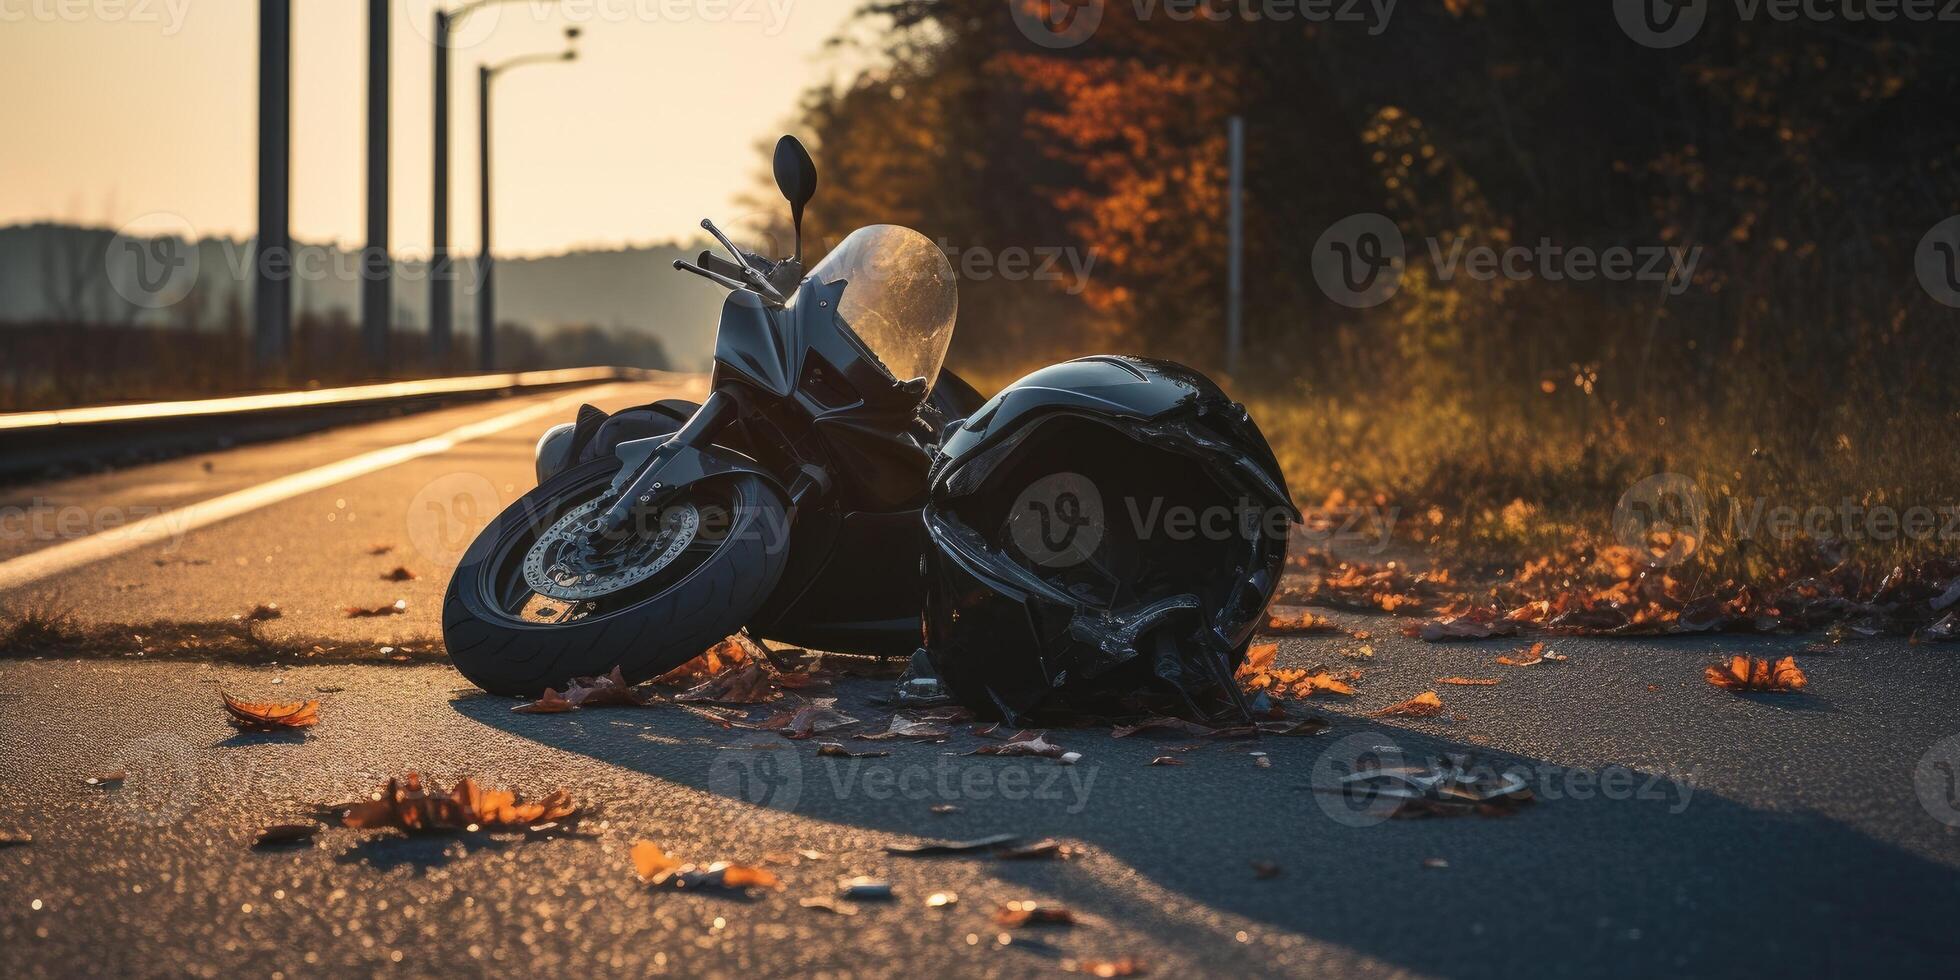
[477,26,580,371]
[431,0,559,367]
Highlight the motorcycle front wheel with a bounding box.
[443,456,789,696]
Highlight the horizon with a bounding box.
[0,1,874,257]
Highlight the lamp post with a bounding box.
[431,0,556,368]
[477,27,580,371]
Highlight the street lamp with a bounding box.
[430,0,554,368]
[477,27,581,371]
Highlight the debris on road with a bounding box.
[887,833,1019,856]
[855,713,954,740]
[1497,642,1550,667]
[252,824,319,848]
[235,603,282,623]
[1260,608,1342,635]
[1437,676,1501,686]
[380,566,417,582]
[84,770,125,787]
[631,840,784,892]
[0,830,32,847]
[994,901,1076,927]
[967,731,1068,758]
[512,688,578,713]
[1148,756,1185,766]
[1238,643,1358,698]
[1704,655,1808,693]
[757,701,859,738]
[1327,756,1535,818]
[925,890,958,908]
[995,838,1079,861]
[334,774,577,834]
[1251,860,1282,879]
[817,742,887,758]
[222,691,319,731]
[344,599,407,618]
[798,895,858,915]
[1370,691,1445,718]
[838,876,894,900]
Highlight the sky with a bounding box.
[0,0,874,256]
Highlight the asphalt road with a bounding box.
[3,380,1960,978]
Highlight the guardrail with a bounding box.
[0,366,663,483]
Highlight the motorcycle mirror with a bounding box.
[773,135,817,261]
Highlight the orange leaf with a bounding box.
[1437,677,1500,686]
[1370,691,1445,718]
[512,688,577,714]
[337,774,576,833]
[222,692,319,731]
[1704,655,1807,693]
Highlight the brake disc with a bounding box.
[522,498,700,602]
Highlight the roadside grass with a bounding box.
[1246,382,1960,586]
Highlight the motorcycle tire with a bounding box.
[443,456,789,696]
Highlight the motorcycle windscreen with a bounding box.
[807,224,957,392]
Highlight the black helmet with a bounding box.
[920,356,1298,724]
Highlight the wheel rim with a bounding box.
[484,476,744,626]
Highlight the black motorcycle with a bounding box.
[444,136,983,696]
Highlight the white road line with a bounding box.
[0,385,621,593]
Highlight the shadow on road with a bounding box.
[453,679,1960,978]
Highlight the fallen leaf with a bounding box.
[366,544,395,556]
[1496,642,1548,667]
[0,830,32,847]
[1261,608,1342,635]
[994,901,1076,927]
[1437,677,1501,686]
[1251,860,1282,879]
[925,891,958,908]
[1703,655,1808,693]
[758,701,859,739]
[631,840,783,891]
[236,603,282,622]
[253,824,318,847]
[85,770,126,787]
[344,599,407,618]
[995,838,1079,861]
[930,803,959,815]
[817,742,888,758]
[1913,611,1959,644]
[887,833,1019,856]
[380,566,417,582]
[223,691,320,731]
[855,714,952,740]
[1148,756,1186,767]
[512,688,578,714]
[968,731,1066,758]
[1110,717,1218,739]
[1370,691,1446,718]
[563,667,656,707]
[337,774,576,833]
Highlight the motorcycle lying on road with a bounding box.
[444,136,983,696]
